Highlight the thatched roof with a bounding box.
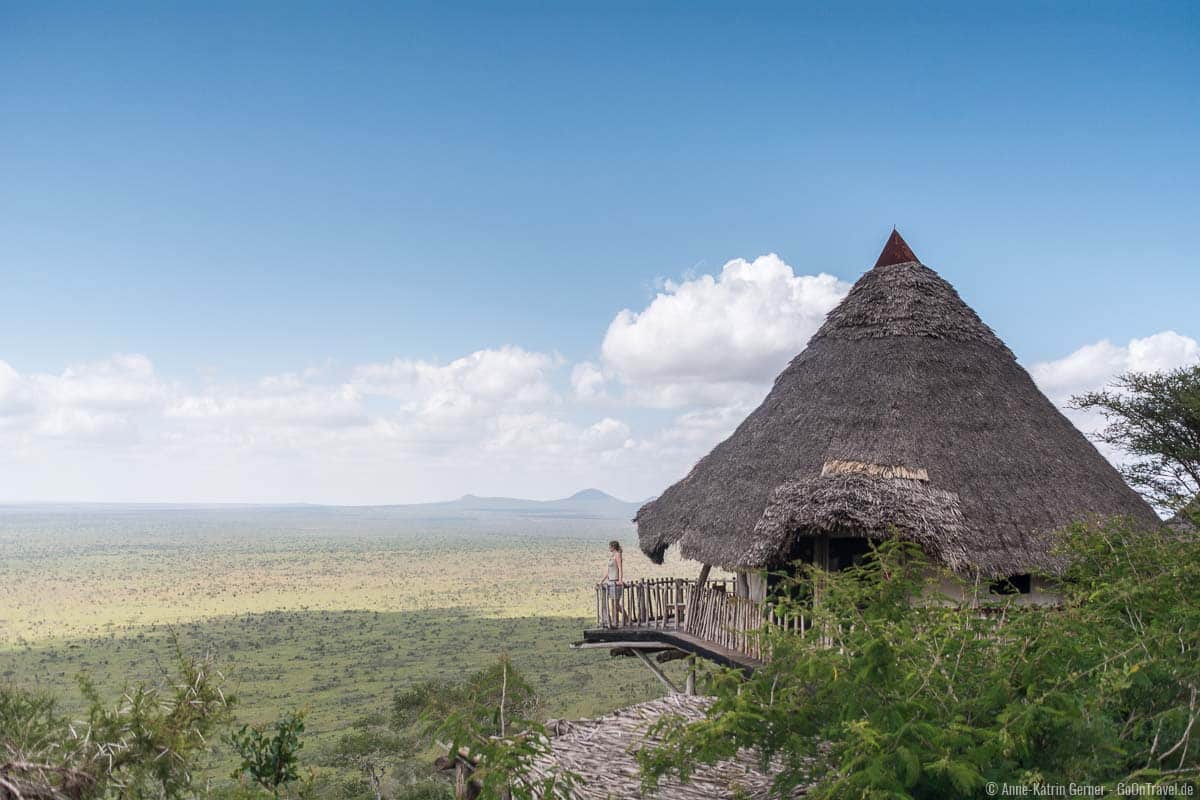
[531,694,804,799]
[751,473,970,571]
[637,230,1160,577]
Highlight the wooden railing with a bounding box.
[594,578,810,662]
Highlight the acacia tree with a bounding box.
[1071,363,1200,519]
[325,714,416,800]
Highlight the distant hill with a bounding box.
[395,488,642,520]
[0,490,649,526]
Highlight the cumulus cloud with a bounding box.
[0,355,168,444]
[580,417,633,452]
[0,259,1193,506]
[0,361,35,417]
[0,258,852,499]
[167,382,367,428]
[1030,331,1200,404]
[598,254,850,407]
[571,361,609,401]
[0,346,646,501]
[34,408,134,442]
[353,346,559,405]
[345,347,568,446]
[1029,331,1200,470]
[33,354,166,410]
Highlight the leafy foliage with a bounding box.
[228,711,309,798]
[393,656,540,739]
[1072,363,1200,515]
[398,655,576,800]
[639,527,1200,797]
[320,713,422,800]
[1,649,232,799]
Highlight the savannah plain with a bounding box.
[0,503,700,785]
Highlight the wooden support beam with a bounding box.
[611,646,671,658]
[633,649,681,694]
[685,563,712,633]
[572,640,674,651]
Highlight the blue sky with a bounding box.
[1,2,1197,503]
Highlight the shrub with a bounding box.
[638,524,1200,797]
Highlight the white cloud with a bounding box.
[1030,331,1200,403]
[0,246,1193,507]
[0,355,167,444]
[34,408,134,442]
[481,414,632,457]
[598,254,850,407]
[166,382,367,428]
[33,353,166,410]
[0,361,35,417]
[580,417,633,452]
[571,361,609,401]
[1029,331,1200,470]
[353,346,559,405]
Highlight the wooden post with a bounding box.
[685,655,696,695]
[686,563,711,634]
[455,762,471,799]
[633,649,681,694]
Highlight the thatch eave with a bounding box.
[744,473,971,571]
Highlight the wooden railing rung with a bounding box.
[597,576,821,662]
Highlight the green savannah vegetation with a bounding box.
[1,512,696,798]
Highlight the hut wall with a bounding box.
[922,570,1061,607]
[747,570,767,602]
[735,569,768,603]
[1022,575,1060,606]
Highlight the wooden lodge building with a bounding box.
[579,230,1160,674]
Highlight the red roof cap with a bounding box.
[874,229,919,267]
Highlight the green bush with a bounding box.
[638,523,1200,797]
[1,651,232,799]
[228,711,308,798]
[397,655,575,800]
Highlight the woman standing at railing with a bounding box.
[599,540,630,627]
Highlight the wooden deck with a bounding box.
[585,577,811,669]
[583,577,1053,674]
[578,626,763,673]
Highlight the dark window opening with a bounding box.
[990,574,1032,595]
[828,538,874,572]
[786,537,814,566]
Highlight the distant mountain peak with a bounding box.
[566,488,616,501]
[393,488,638,520]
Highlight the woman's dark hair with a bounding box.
[608,540,622,552]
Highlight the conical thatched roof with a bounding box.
[636,231,1160,577]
